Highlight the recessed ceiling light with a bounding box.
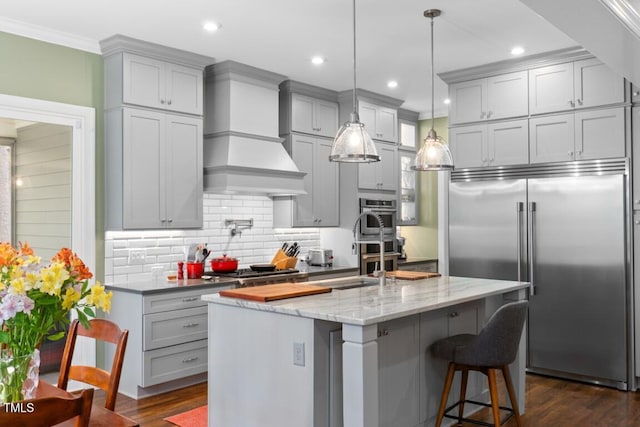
[511,46,525,55]
[203,22,221,32]
[387,80,398,88]
[311,56,325,65]
[443,98,451,105]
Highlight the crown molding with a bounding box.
[0,17,100,54]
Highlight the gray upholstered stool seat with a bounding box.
[431,300,528,427]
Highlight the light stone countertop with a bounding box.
[202,275,529,326]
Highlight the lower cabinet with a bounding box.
[106,285,233,398]
[378,315,421,427]
[450,119,529,168]
[419,301,483,424]
[529,107,625,163]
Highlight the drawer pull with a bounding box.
[183,323,200,328]
[450,312,459,318]
[182,297,199,302]
[182,357,199,364]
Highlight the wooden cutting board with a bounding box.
[385,271,441,280]
[219,283,332,302]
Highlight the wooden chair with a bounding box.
[430,301,528,427]
[58,318,129,411]
[0,387,94,427]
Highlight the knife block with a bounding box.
[271,249,298,270]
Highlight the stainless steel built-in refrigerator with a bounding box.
[449,160,629,389]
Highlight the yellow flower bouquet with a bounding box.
[0,241,112,402]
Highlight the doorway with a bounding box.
[0,94,96,367]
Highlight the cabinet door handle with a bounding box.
[480,112,486,119]
[635,220,640,225]
[486,111,492,118]
[377,329,390,337]
[568,100,574,107]
[576,98,583,106]
[161,218,166,222]
[167,99,172,105]
[568,151,574,157]
[182,297,199,302]
[183,322,200,328]
[449,312,459,318]
[168,218,173,223]
[182,357,199,363]
[160,99,166,104]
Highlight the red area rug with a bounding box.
[164,405,207,427]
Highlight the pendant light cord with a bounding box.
[352,0,357,116]
[430,15,435,131]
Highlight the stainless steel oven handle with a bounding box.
[516,202,523,282]
[528,202,536,296]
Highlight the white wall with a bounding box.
[104,194,321,285]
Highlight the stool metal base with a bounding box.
[443,399,515,427]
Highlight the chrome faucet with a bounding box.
[352,211,386,287]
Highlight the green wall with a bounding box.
[0,32,105,279]
[399,116,448,260]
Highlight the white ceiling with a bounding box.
[0,0,579,117]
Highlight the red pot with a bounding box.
[210,254,238,273]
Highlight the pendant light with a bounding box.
[329,0,380,163]
[412,9,454,171]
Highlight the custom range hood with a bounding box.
[203,61,306,196]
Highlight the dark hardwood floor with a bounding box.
[99,374,640,426]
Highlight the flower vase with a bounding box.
[0,349,40,403]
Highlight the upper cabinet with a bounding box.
[120,53,204,115]
[338,89,404,144]
[289,94,338,138]
[398,108,419,151]
[358,144,397,192]
[280,81,339,139]
[448,71,528,125]
[359,100,398,143]
[529,58,625,115]
[101,35,212,230]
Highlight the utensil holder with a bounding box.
[271,249,298,270]
[186,262,204,279]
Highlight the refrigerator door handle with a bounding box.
[516,202,524,282]
[528,201,536,296]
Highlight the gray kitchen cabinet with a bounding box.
[120,53,204,115]
[450,119,529,168]
[105,285,233,398]
[529,58,625,115]
[102,35,210,230]
[398,150,418,225]
[419,301,482,424]
[399,118,417,150]
[359,100,398,143]
[273,134,339,227]
[290,93,339,138]
[529,107,625,164]
[448,71,528,125]
[378,315,420,427]
[106,107,203,229]
[358,143,397,192]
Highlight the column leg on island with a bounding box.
[342,323,379,427]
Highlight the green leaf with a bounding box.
[76,311,90,329]
[83,306,95,318]
[0,331,9,344]
[47,331,66,341]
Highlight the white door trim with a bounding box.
[0,93,96,366]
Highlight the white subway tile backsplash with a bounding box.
[103,194,321,285]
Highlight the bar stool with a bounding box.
[431,300,528,427]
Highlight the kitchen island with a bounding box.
[203,275,529,427]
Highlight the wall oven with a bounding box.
[358,198,399,275]
[359,198,397,236]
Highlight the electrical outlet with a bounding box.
[128,249,146,264]
[293,342,305,366]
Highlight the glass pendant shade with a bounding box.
[330,113,380,162]
[412,128,454,171]
[329,0,380,163]
[413,9,454,171]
